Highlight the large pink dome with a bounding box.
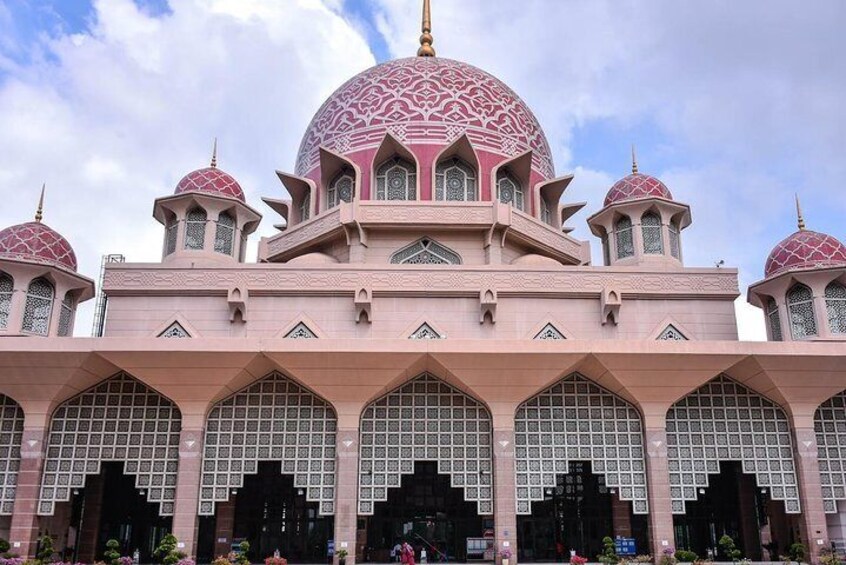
[604,173,673,206]
[295,57,554,180]
[765,229,846,278]
[174,167,245,202]
[0,221,77,271]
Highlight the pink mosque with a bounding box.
[1,2,846,563]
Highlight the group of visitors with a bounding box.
[391,541,432,565]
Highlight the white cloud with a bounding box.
[0,0,375,334]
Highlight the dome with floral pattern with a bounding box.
[764,229,846,278]
[174,167,245,202]
[0,221,78,271]
[604,173,673,207]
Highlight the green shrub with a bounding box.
[718,535,741,562]
[788,543,806,564]
[104,539,121,565]
[675,550,698,563]
[36,535,55,564]
[236,541,250,565]
[597,536,618,565]
[154,534,186,565]
[0,539,10,554]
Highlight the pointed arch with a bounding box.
[514,373,648,515]
[285,322,317,339]
[825,280,846,335]
[492,150,531,212]
[0,394,24,515]
[320,146,360,210]
[657,324,687,341]
[372,133,419,201]
[358,373,493,515]
[533,323,565,340]
[409,322,442,339]
[432,134,480,202]
[38,373,182,516]
[390,237,461,265]
[159,321,190,338]
[641,210,664,254]
[0,271,13,330]
[787,283,817,339]
[665,374,800,514]
[22,276,54,335]
[199,372,337,515]
[184,206,207,250]
[614,215,634,259]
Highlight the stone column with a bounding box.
[611,494,632,538]
[644,424,675,559]
[213,499,236,557]
[172,428,204,557]
[737,473,761,560]
[793,424,828,563]
[77,474,105,563]
[334,427,359,565]
[9,425,49,558]
[493,427,517,564]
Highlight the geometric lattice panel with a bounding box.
[200,372,337,516]
[0,395,24,515]
[815,390,846,513]
[666,374,800,514]
[515,373,648,515]
[358,373,493,516]
[38,373,182,516]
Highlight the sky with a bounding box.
[1,0,844,339]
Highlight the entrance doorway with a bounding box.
[71,462,171,563]
[517,462,646,562]
[202,462,333,563]
[673,461,796,561]
[362,462,490,563]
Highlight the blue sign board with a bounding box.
[328,540,335,557]
[615,538,636,556]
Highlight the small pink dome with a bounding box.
[174,167,245,202]
[765,229,846,278]
[0,221,78,271]
[604,173,673,206]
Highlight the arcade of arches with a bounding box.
[3,371,846,564]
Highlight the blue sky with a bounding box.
[0,0,844,339]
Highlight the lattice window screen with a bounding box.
[0,395,24,515]
[666,374,800,514]
[358,373,493,515]
[657,325,687,341]
[641,213,664,254]
[285,323,317,339]
[390,238,461,265]
[815,390,846,513]
[615,217,634,259]
[534,323,565,340]
[409,323,442,339]
[159,322,190,338]
[38,373,181,516]
[515,373,648,515]
[200,372,337,516]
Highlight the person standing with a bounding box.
[421,547,427,564]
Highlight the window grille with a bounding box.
[299,188,311,221]
[328,170,354,208]
[390,238,461,265]
[159,322,190,338]
[0,395,23,514]
[184,208,207,250]
[57,293,74,337]
[0,272,12,330]
[642,212,663,254]
[38,372,181,516]
[787,283,817,339]
[541,199,551,225]
[515,373,648,515]
[657,325,687,341]
[825,281,846,335]
[435,157,477,201]
[497,170,524,211]
[409,323,442,339]
[615,217,634,259]
[375,157,416,201]
[214,212,236,256]
[534,323,565,340]
[669,222,681,259]
[815,391,846,512]
[766,298,783,341]
[285,322,317,339]
[164,218,178,256]
[358,373,493,515]
[22,277,54,335]
[666,374,800,514]
[200,372,337,516]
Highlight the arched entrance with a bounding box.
[36,373,181,562]
[358,374,493,562]
[515,374,649,562]
[667,375,801,560]
[196,372,336,563]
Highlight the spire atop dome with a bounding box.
[210,137,218,168]
[631,144,638,174]
[795,193,806,231]
[35,183,45,223]
[417,0,435,57]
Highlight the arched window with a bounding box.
[614,216,634,259]
[327,169,354,209]
[184,207,207,250]
[825,281,846,335]
[766,298,783,341]
[496,170,524,211]
[435,157,477,201]
[375,156,416,201]
[0,272,12,330]
[642,212,663,254]
[214,212,236,256]
[22,277,54,335]
[164,215,178,256]
[299,188,311,221]
[57,292,75,337]
[669,221,681,260]
[787,283,817,339]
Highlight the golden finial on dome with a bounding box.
[417,0,436,57]
[795,193,806,231]
[210,137,218,168]
[631,144,638,174]
[35,183,45,223]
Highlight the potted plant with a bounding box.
[500,548,512,565]
[336,549,348,565]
